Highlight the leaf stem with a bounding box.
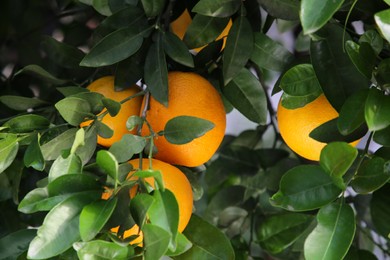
[342,0,359,52]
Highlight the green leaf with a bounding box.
[70,128,85,155]
[0,95,49,111]
[126,115,143,131]
[3,114,50,133]
[96,120,114,139]
[167,232,192,256]
[57,86,89,97]
[96,150,119,181]
[23,133,45,171]
[144,33,169,106]
[143,224,171,259]
[375,58,390,89]
[141,0,166,17]
[164,115,215,145]
[258,0,300,21]
[19,187,65,213]
[73,91,105,114]
[92,0,111,16]
[304,201,356,260]
[80,27,144,67]
[0,229,37,259]
[41,128,78,160]
[192,0,241,18]
[14,64,68,85]
[223,68,267,124]
[74,240,134,259]
[279,64,322,97]
[0,135,19,174]
[223,16,253,85]
[300,0,345,34]
[270,165,342,211]
[27,193,100,259]
[102,97,121,117]
[359,30,383,55]
[163,31,194,68]
[337,89,369,135]
[345,41,376,79]
[310,24,370,111]
[257,213,313,254]
[250,32,293,71]
[280,92,321,109]
[351,157,390,194]
[184,14,230,49]
[48,174,101,196]
[177,214,235,259]
[370,184,390,238]
[55,96,92,126]
[48,153,82,182]
[80,198,118,241]
[375,9,390,43]
[365,88,390,131]
[109,134,147,163]
[373,125,390,146]
[130,193,155,229]
[320,142,358,189]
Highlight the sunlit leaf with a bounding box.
[109,134,147,163]
[96,150,119,181]
[23,133,45,171]
[48,153,82,182]
[41,128,78,160]
[74,240,134,259]
[375,9,390,43]
[279,64,321,97]
[55,97,92,126]
[143,224,171,259]
[0,135,19,174]
[130,193,155,229]
[192,0,241,18]
[365,88,390,131]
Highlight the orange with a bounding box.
[103,158,193,245]
[277,94,360,161]
[170,9,232,52]
[79,76,143,147]
[141,71,226,167]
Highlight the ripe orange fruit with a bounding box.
[103,158,193,245]
[79,76,142,147]
[170,9,232,52]
[141,71,226,167]
[277,94,360,161]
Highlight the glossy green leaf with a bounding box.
[0,95,49,111]
[109,134,147,163]
[304,201,356,260]
[55,97,92,126]
[97,150,119,181]
[184,14,230,49]
[14,64,68,85]
[3,114,50,133]
[351,157,390,194]
[144,33,169,106]
[223,68,267,124]
[370,184,390,238]
[80,27,144,67]
[80,198,118,241]
[102,97,121,117]
[178,214,235,259]
[41,128,78,160]
[320,142,358,189]
[359,30,383,55]
[77,124,98,165]
[23,133,45,171]
[130,193,155,229]
[310,24,369,111]
[250,32,293,71]
[163,31,194,68]
[257,213,313,254]
[143,224,171,259]
[164,115,215,145]
[270,165,342,211]
[373,125,390,146]
[300,0,345,34]
[375,9,390,43]
[192,0,241,18]
[74,240,134,259]
[279,64,321,97]
[345,41,376,79]
[337,89,368,135]
[0,229,37,260]
[141,0,166,17]
[167,232,192,256]
[48,153,82,182]
[48,174,101,196]
[95,120,114,139]
[126,115,143,131]
[92,0,111,16]
[280,92,321,109]
[258,0,300,21]
[365,88,390,131]
[223,16,253,85]
[27,193,100,259]
[0,135,19,174]
[70,128,85,155]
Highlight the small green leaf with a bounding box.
[3,114,50,133]
[304,201,356,260]
[143,224,171,259]
[70,128,85,155]
[0,229,37,260]
[130,193,155,229]
[164,116,215,145]
[320,142,358,189]
[96,150,119,181]
[163,32,194,68]
[375,9,390,43]
[73,91,104,114]
[365,88,390,131]
[41,128,78,161]
[102,97,121,117]
[223,68,267,124]
[109,134,147,163]
[345,41,375,79]
[96,120,114,139]
[24,133,45,171]
[300,0,345,34]
[80,198,118,241]
[77,124,98,165]
[0,95,49,111]
[166,232,192,256]
[258,0,300,21]
[359,30,383,55]
[141,0,166,17]
[280,92,321,109]
[0,135,19,174]
[14,64,68,85]
[126,115,143,131]
[55,97,92,126]
[48,153,82,182]
[373,125,390,146]
[74,240,134,259]
[270,165,342,211]
[370,184,390,238]
[192,0,241,18]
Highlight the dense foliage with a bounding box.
[0,0,390,259]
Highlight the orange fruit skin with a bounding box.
[277,94,360,161]
[79,76,142,147]
[102,158,193,244]
[141,72,226,167]
[170,9,232,52]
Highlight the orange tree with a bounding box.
[0,0,390,259]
